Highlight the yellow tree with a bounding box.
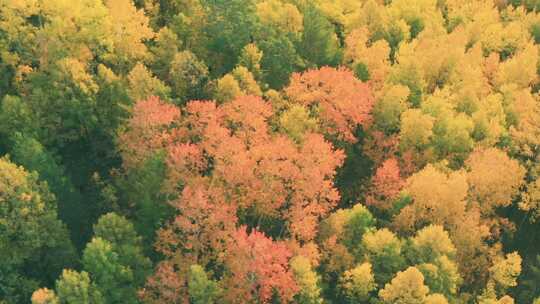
[339,262,376,303]
[378,267,430,304]
[291,256,324,304]
[344,27,391,87]
[256,0,303,34]
[466,148,526,214]
[394,164,468,233]
[104,0,155,71]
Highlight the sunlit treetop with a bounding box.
[285,66,375,142]
[256,0,304,34]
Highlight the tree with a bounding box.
[126,63,171,102]
[0,95,38,143]
[103,0,155,72]
[399,109,435,153]
[257,29,302,88]
[421,94,475,161]
[394,165,468,234]
[506,87,540,158]
[339,262,376,303]
[362,229,406,285]
[496,43,538,89]
[188,265,221,304]
[168,51,209,102]
[215,66,262,103]
[9,133,85,245]
[55,270,104,304]
[378,267,430,304]
[93,213,151,285]
[201,0,259,76]
[156,185,237,270]
[409,225,457,264]
[341,204,376,258]
[139,261,186,304]
[14,59,100,147]
[425,294,449,304]
[344,27,391,87]
[466,148,526,213]
[518,255,540,303]
[291,256,323,304]
[149,27,181,80]
[318,208,357,281]
[0,157,75,302]
[82,238,136,303]
[366,158,404,211]
[221,227,298,304]
[114,152,171,249]
[278,105,319,143]
[372,85,410,134]
[417,256,462,299]
[230,66,262,96]
[285,66,375,142]
[297,4,341,68]
[256,0,303,34]
[489,252,522,294]
[238,44,264,82]
[318,204,375,248]
[31,288,59,304]
[118,96,180,169]
[215,74,242,103]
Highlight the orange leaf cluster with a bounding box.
[285,67,375,142]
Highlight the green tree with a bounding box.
[82,238,136,303]
[169,50,209,103]
[201,0,259,76]
[342,204,376,259]
[0,157,75,302]
[55,270,104,304]
[278,105,319,143]
[297,4,341,68]
[126,63,171,102]
[187,265,221,304]
[149,27,181,80]
[114,152,172,252]
[362,228,406,285]
[258,30,302,88]
[93,213,151,285]
[373,85,410,134]
[417,256,461,299]
[9,133,85,245]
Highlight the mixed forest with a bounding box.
[3,0,540,303]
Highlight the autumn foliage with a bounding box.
[285,67,375,142]
[3,1,540,303]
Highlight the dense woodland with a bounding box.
[3,0,540,303]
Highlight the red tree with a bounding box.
[222,227,299,303]
[118,96,181,169]
[122,96,345,301]
[366,158,404,211]
[285,67,375,142]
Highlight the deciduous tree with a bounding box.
[378,267,430,304]
[285,66,374,142]
[221,227,298,304]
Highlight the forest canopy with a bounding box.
[2,0,540,303]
